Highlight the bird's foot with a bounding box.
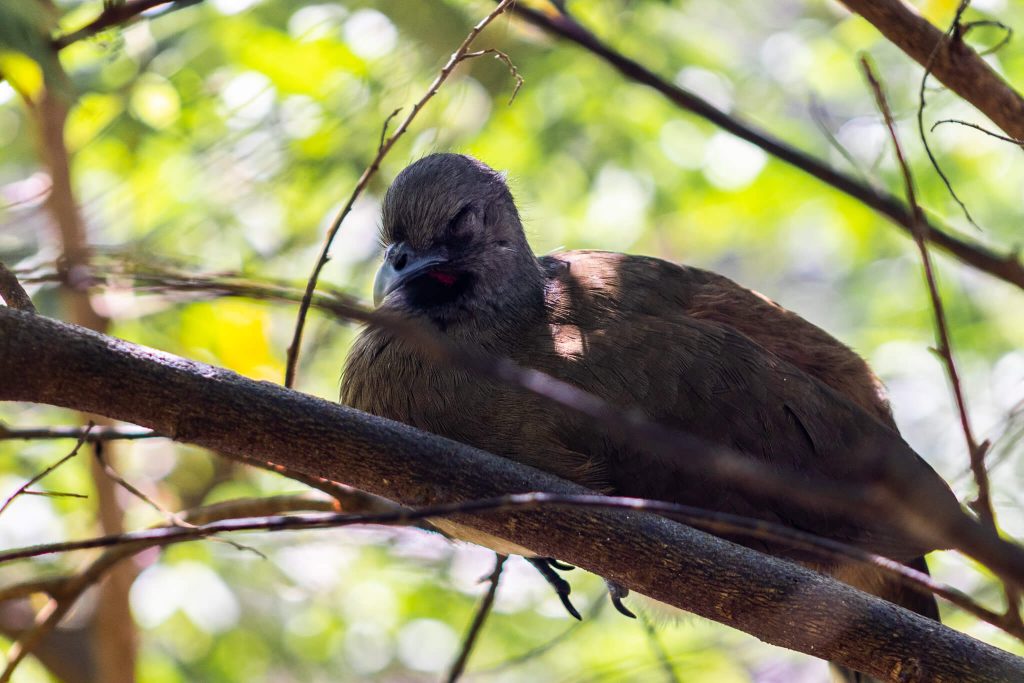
[605,579,636,619]
[527,557,582,620]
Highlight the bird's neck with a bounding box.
[449,253,547,347]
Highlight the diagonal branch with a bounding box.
[283,0,521,388]
[14,262,1024,595]
[445,553,507,682]
[861,53,1017,629]
[53,0,187,49]
[0,493,336,683]
[0,263,36,313]
[505,3,1024,292]
[860,57,995,532]
[1,307,1023,680]
[0,426,90,516]
[842,0,1024,143]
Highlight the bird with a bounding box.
[341,153,956,646]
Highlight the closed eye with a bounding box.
[446,204,474,237]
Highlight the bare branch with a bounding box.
[931,118,1024,147]
[861,52,1016,629]
[284,0,521,388]
[445,553,507,682]
[0,263,36,313]
[0,425,91,517]
[917,0,981,230]
[0,482,1019,639]
[93,441,190,527]
[841,0,1024,142]
[53,0,186,49]
[861,56,995,531]
[11,265,1024,594]
[2,309,1023,678]
[0,493,335,682]
[0,423,156,441]
[505,3,1024,292]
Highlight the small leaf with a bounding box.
[0,49,44,101]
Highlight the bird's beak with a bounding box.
[373,242,451,307]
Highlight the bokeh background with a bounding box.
[2,0,1023,681]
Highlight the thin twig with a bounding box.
[0,491,1018,639]
[0,425,92,516]
[808,95,873,186]
[463,48,524,105]
[0,431,91,683]
[861,56,995,532]
[860,54,1019,627]
[0,493,336,683]
[917,0,979,230]
[640,612,682,683]
[283,0,521,388]
[0,422,156,441]
[931,118,1024,146]
[378,108,402,152]
[962,19,1014,56]
[476,597,603,673]
[0,263,36,313]
[504,3,1024,290]
[93,441,191,527]
[21,490,88,500]
[53,0,186,49]
[445,553,507,682]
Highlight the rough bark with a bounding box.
[1,307,1021,681]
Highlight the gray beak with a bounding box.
[373,242,451,307]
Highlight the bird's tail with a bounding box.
[829,555,938,683]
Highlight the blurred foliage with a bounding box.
[2,0,1024,681]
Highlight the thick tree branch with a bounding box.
[506,4,1024,292]
[843,0,1024,143]
[12,264,1024,594]
[1,309,1022,681]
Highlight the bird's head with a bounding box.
[374,154,544,329]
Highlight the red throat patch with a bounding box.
[427,271,457,286]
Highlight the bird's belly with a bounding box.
[430,519,537,557]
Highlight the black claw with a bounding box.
[548,560,575,571]
[611,594,637,619]
[528,558,582,620]
[606,580,636,619]
[558,591,583,620]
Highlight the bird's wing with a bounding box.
[533,251,956,561]
[545,250,895,427]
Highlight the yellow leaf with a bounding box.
[0,50,44,102]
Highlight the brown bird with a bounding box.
[341,154,955,633]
